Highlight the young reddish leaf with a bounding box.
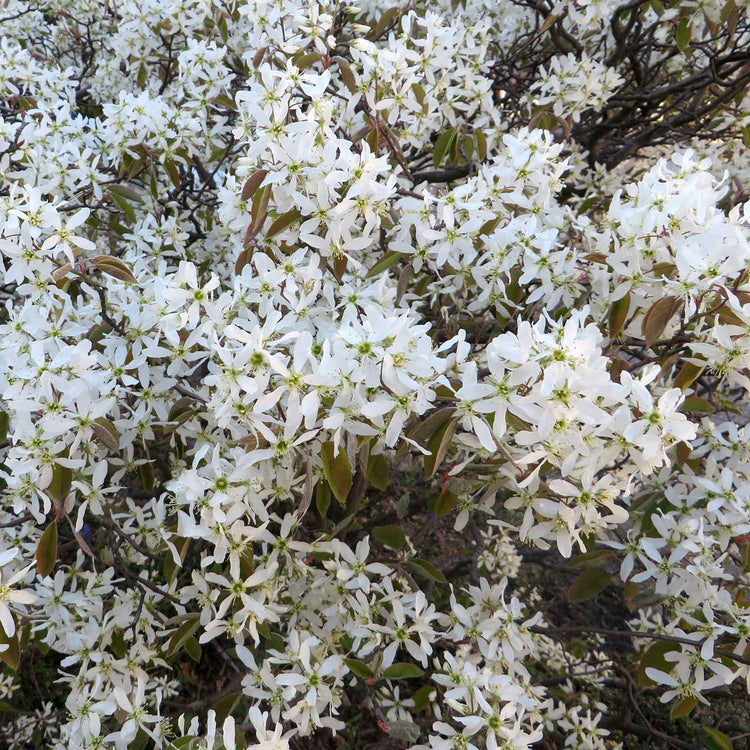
[92,255,138,284]
[321,441,353,507]
[383,663,424,679]
[642,295,682,347]
[675,440,691,466]
[241,169,268,202]
[36,521,58,578]
[266,208,302,240]
[568,567,611,602]
[334,57,358,94]
[608,292,630,339]
[673,361,705,390]
[164,158,181,188]
[252,47,267,68]
[373,525,405,550]
[333,254,348,282]
[92,417,120,451]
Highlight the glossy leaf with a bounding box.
[344,658,375,679]
[383,663,424,679]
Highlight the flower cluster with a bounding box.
[0,1,749,749]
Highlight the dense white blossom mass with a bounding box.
[0,0,750,749]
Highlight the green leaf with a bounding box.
[671,695,697,720]
[366,453,389,490]
[642,295,682,347]
[703,727,733,750]
[111,628,127,659]
[637,641,681,687]
[568,567,611,602]
[321,442,353,507]
[673,361,705,391]
[434,489,458,517]
[266,208,302,239]
[0,614,19,670]
[408,558,448,584]
[166,615,201,658]
[0,410,8,444]
[682,396,714,414]
[568,550,616,568]
[185,636,202,663]
[373,525,405,550]
[214,692,242,724]
[316,478,331,519]
[366,250,403,279]
[128,728,150,750]
[608,293,630,339]
[0,700,19,712]
[676,16,692,55]
[423,416,458,478]
[164,537,190,585]
[412,685,432,711]
[433,129,456,167]
[92,417,120,451]
[36,521,58,578]
[344,658,375,679]
[383,663,425,679]
[474,130,488,161]
[110,191,137,223]
[49,462,73,501]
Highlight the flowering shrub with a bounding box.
[0,1,750,749]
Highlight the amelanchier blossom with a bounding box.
[0,1,749,749]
